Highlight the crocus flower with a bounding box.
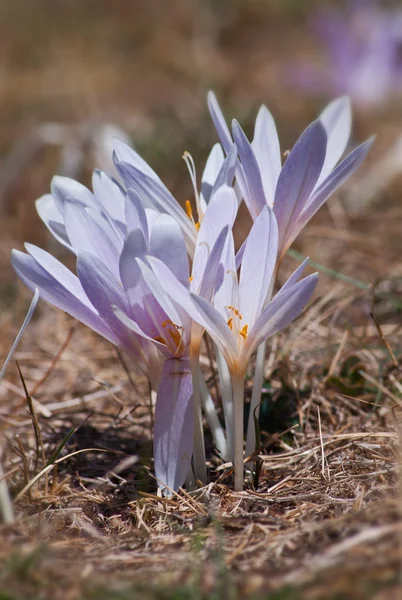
[144,205,318,491]
[208,92,373,263]
[113,138,238,257]
[290,1,402,109]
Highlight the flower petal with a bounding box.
[200,143,225,204]
[11,247,118,344]
[273,120,327,254]
[251,104,281,205]
[317,96,352,186]
[154,357,193,493]
[51,175,98,214]
[35,194,73,251]
[63,199,121,279]
[232,119,267,219]
[125,188,150,240]
[206,144,237,203]
[246,274,318,356]
[207,91,233,153]
[192,185,237,293]
[149,214,189,286]
[190,293,238,370]
[113,139,163,183]
[92,169,126,224]
[116,160,196,254]
[291,137,374,247]
[76,252,134,345]
[239,205,278,328]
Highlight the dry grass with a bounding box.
[0,275,401,598]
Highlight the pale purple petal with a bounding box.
[146,256,208,329]
[201,143,225,204]
[252,104,281,204]
[63,199,121,280]
[273,120,327,255]
[239,206,278,329]
[277,258,309,295]
[35,194,73,251]
[92,169,126,224]
[113,139,163,183]
[190,293,238,369]
[136,258,190,337]
[207,144,238,202]
[112,306,168,355]
[291,137,374,245]
[11,247,119,344]
[207,91,233,153]
[246,274,318,356]
[76,252,132,337]
[317,96,352,186]
[154,357,193,493]
[232,119,267,219]
[192,185,237,293]
[213,232,237,317]
[197,226,229,301]
[125,188,150,240]
[149,214,189,287]
[116,160,196,253]
[51,175,99,214]
[119,229,148,303]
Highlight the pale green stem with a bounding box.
[0,460,14,524]
[199,375,227,460]
[215,346,234,462]
[190,348,207,484]
[246,274,277,458]
[231,370,245,492]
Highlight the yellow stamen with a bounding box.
[227,305,243,319]
[154,336,166,345]
[195,221,200,231]
[239,324,248,339]
[227,317,233,330]
[185,200,193,220]
[189,275,194,282]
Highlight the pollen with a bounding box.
[227,305,243,319]
[227,317,233,330]
[239,324,248,339]
[185,200,193,220]
[189,275,194,282]
[195,221,200,231]
[154,336,166,344]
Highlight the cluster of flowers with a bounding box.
[11,93,373,493]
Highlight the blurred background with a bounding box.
[1,0,402,299]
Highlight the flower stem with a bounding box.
[190,349,207,484]
[245,340,266,458]
[216,347,233,462]
[231,370,245,492]
[199,375,227,460]
[246,274,276,458]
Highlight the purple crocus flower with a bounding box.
[291,1,402,108]
[208,92,373,263]
[12,165,235,492]
[142,206,318,491]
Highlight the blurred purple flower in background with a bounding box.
[291,1,402,108]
